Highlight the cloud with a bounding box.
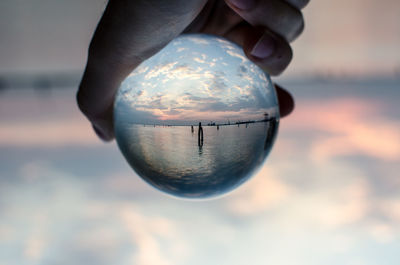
[202,70,228,94]
[192,54,216,67]
[144,62,178,80]
[119,207,181,265]
[226,50,247,63]
[118,60,276,124]
[378,198,400,223]
[0,118,99,148]
[238,65,247,75]
[176,47,187,52]
[368,222,396,243]
[315,178,369,227]
[248,99,400,238]
[227,166,291,216]
[188,36,210,45]
[0,160,192,265]
[128,65,149,77]
[216,38,237,50]
[285,98,400,161]
[116,33,277,125]
[193,57,206,64]
[116,103,160,124]
[147,94,168,110]
[24,235,46,261]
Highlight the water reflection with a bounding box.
[115,118,278,198]
[198,122,204,147]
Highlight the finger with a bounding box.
[225,24,292,75]
[285,0,310,10]
[92,117,114,142]
[275,84,294,117]
[186,0,243,36]
[225,0,304,42]
[77,63,123,142]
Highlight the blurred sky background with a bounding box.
[0,0,400,265]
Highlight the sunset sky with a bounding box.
[1,0,400,264]
[1,80,399,265]
[117,35,277,124]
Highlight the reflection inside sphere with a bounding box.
[114,34,279,199]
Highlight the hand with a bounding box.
[77,0,308,141]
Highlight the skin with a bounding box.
[77,0,309,141]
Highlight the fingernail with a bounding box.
[250,34,276,59]
[228,0,256,10]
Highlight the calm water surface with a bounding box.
[116,121,278,198]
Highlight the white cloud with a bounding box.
[227,166,291,216]
[188,37,210,45]
[176,47,187,52]
[119,206,189,265]
[216,38,236,50]
[144,62,178,80]
[193,57,206,64]
[226,50,247,63]
[128,66,149,77]
[315,178,369,227]
[24,235,46,261]
[368,222,396,243]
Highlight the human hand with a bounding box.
[77,0,308,141]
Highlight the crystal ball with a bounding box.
[114,34,279,199]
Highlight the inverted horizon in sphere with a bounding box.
[114,34,280,198]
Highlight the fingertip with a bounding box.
[77,73,116,142]
[275,84,295,117]
[92,123,114,142]
[250,32,276,59]
[243,30,293,76]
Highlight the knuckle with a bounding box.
[287,8,304,41]
[298,0,310,9]
[286,0,310,9]
[286,45,293,66]
[292,0,310,9]
[269,43,292,76]
[270,3,305,42]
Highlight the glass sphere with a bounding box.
[114,34,279,199]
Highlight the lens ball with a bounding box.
[114,34,279,199]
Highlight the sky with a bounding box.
[289,0,400,77]
[0,0,399,77]
[0,80,399,265]
[116,34,278,125]
[1,0,400,264]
